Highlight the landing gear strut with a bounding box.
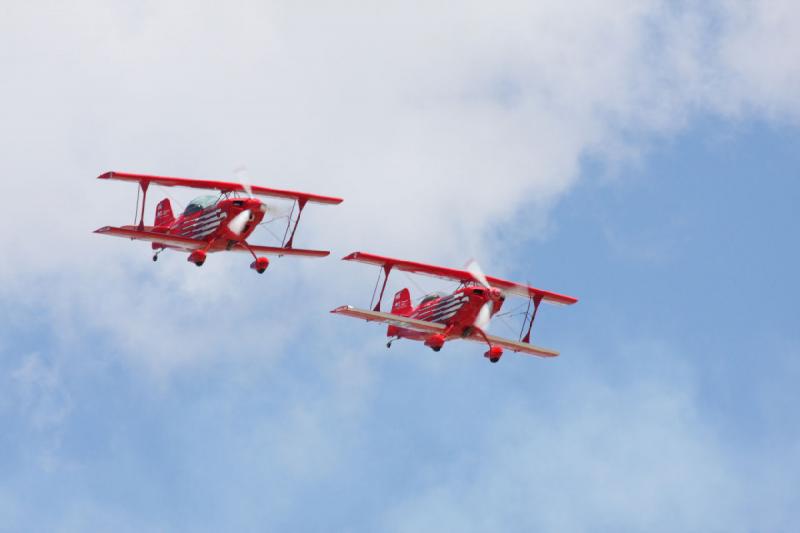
[475,327,504,363]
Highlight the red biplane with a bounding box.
[332,252,577,363]
[94,171,342,272]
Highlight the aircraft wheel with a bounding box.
[195,261,204,267]
[152,255,158,262]
[489,357,500,363]
[432,346,442,352]
[256,268,266,274]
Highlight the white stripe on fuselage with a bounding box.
[178,208,226,238]
[413,295,470,323]
[180,209,222,229]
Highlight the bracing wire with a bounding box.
[402,271,433,302]
[369,267,383,309]
[260,224,285,244]
[255,214,292,244]
[281,201,297,246]
[519,296,532,341]
[154,184,186,213]
[495,314,520,336]
[493,301,528,319]
[133,185,140,225]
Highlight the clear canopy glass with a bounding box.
[183,195,218,216]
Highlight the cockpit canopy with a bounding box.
[183,195,217,216]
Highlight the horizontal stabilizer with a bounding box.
[94,225,204,251]
[331,306,445,334]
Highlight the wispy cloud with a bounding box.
[0,2,798,530]
[12,353,73,432]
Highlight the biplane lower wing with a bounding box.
[331,306,445,334]
[94,225,204,251]
[331,306,558,357]
[232,243,330,258]
[342,252,578,305]
[465,333,559,358]
[95,226,330,258]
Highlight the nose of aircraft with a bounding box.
[242,197,266,213]
[253,198,267,213]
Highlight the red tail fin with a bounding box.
[387,288,413,338]
[391,288,413,316]
[154,198,175,229]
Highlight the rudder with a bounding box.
[387,288,413,338]
[155,198,175,228]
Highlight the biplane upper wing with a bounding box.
[232,243,330,258]
[464,333,560,358]
[98,171,343,205]
[342,252,578,305]
[94,225,205,251]
[331,306,445,334]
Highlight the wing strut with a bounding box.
[137,180,150,231]
[371,264,393,312]
[521,295,543,344]
[283,198,307,249]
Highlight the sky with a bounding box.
[1,1,799,531]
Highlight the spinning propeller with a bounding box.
[228,208,252,236]
[228,166,292,237]
[227,166,255,236]
[466,259,504,331]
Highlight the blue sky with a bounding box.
[2,2,799,532]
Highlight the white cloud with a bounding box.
[1,0,797,373]
[1,3,798,530]
[2,1,798,277]
[378,352,796,533]
[718,0,800,120]
[11,353,73,432]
